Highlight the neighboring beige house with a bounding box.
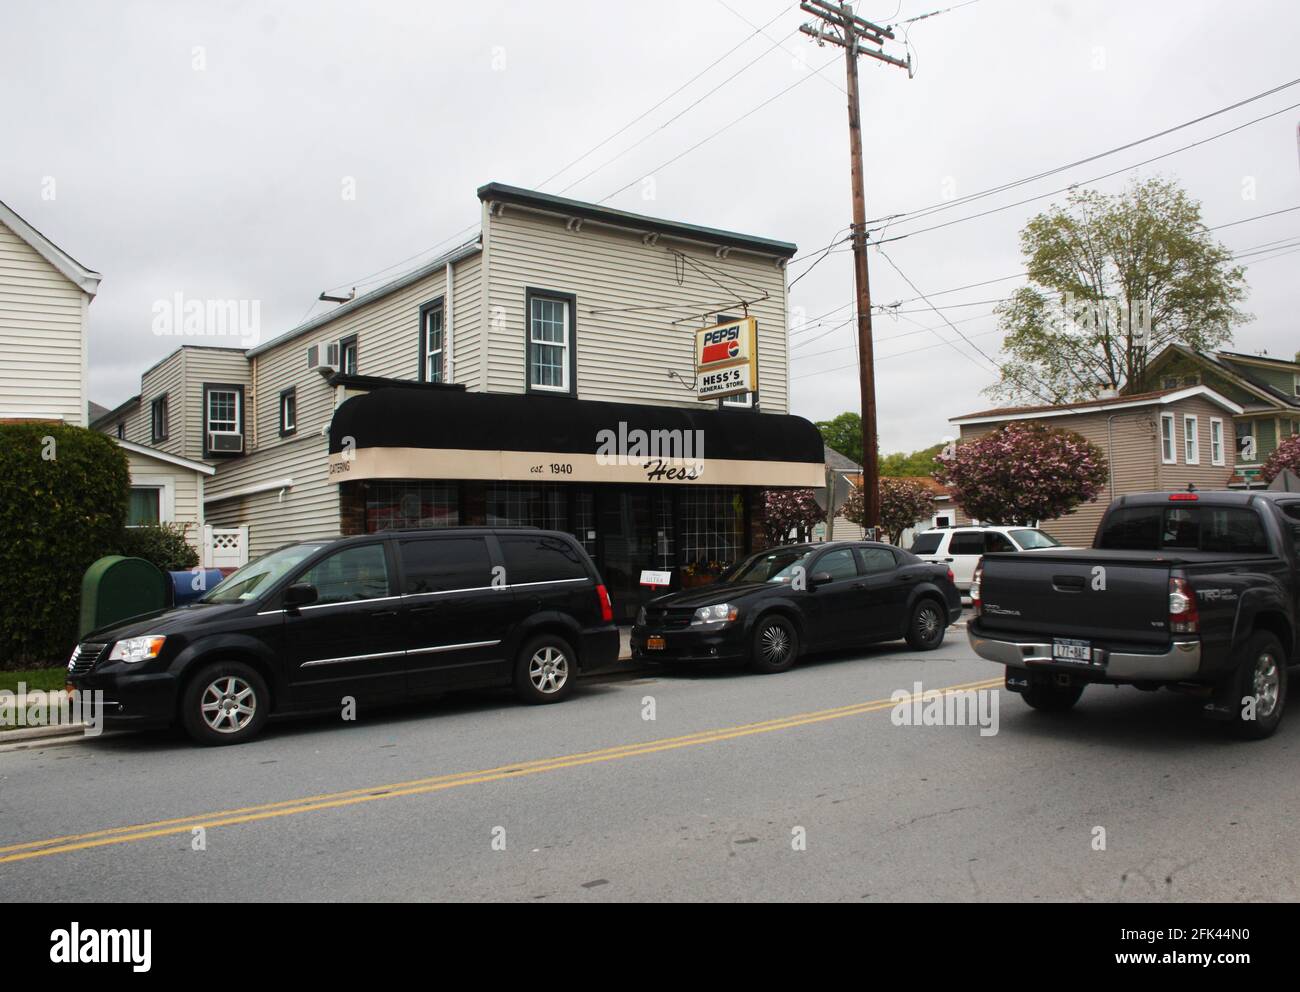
[96,182,825,618]
[949,385,1244,545]
[0,197,101,425]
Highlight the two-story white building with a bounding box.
[96,183,825,619]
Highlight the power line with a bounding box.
[872,100,1300,248]
[597,51,844,204]
[866,75,1300,230]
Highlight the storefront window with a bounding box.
[487,483,567,530]
[366,482,459,531]
[681,487,744,573]
[572,491,596,557]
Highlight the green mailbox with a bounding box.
[79,556,169,638]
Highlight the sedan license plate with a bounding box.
[1052,637,1091,664]
[646,635,666,651]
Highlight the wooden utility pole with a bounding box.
[800,1,910,537]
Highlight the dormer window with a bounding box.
[204,384,244,456]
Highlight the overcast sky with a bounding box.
[3,0,1297,452]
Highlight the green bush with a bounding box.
[119,522,200,571]
[0,423,129,668]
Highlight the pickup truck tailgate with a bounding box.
[978,552,1171,646]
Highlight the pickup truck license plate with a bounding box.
[1052,638,1091,664]
[646,635,666,651]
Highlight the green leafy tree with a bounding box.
[879,442,946,478]
[815,412,862,466]
[992,177,1249,404]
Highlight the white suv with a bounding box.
[908,526,1068,591]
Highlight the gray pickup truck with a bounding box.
[968,490,1300,738]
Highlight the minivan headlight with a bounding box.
[691,604,738,625]
[108,636,166,663]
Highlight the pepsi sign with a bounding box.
[694,317,758,401]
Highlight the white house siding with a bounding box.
[0,220,88,423]
[956,395,1235,547]
[129,350,186,456]
[204,434,339,558]
[484,207,790,411]
[184,348,250,459]
[451,252,482,390]
[123,447,205,553]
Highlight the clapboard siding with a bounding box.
[485,208,789,412]
[128,351,186,456]
[451,252,482,390]
[957,396,1235,546]
[123,448,205,552]
[204,434,339,557]
[0,220,87,423]
[184,348,250,460]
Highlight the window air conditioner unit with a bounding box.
[208,431,244,454]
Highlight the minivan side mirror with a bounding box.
[808,571,834,589]
[283,583,319,609]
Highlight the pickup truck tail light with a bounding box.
[1168,576,1199,633]
[970,563,982,617]
[596,584,614,623]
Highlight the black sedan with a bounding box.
[630,541,962,673]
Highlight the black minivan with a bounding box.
[67,528,619,745]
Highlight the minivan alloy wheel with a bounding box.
[1252,651,1280,719]
[529,646,569,694]
[200,676,257,734]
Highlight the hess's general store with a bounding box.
[95,183,824,621]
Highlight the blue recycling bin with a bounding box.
[169,569,226,606]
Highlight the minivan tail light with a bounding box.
[596,584,613,623]
[1169,576,1199,633]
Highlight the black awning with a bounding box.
[327,386,824,487]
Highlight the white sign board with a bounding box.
[697,363,753,399]
[639,570,673,588]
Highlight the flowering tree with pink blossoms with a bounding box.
[842,479,936,545]
[934,422,1109,524]
[1262,434,1300,483]
[761,488,826,544]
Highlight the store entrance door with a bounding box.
[596,488,673,623]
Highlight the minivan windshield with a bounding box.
[1010,529,1060,550]
[725,548,814,584]
[200,543,329,604]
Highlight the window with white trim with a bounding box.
[1210,417,1224,466]
[127,487,161,526]
[150,395,169,443]
[528,293,571,393]
[1294,373,1299,398]
[421,300,444,383]
[208,389,239,433]
[1160,413,1176,464]
[1183,414,1199,464]
[279,387,296,436]
[1236,420,1256,462]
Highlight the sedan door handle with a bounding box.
[409,605,440,615]
[367,609,400,618]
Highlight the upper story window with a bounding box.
[1183,414,1199,464]
[279,387,297,437]
[115,421,125,440]
[1293,373,1299,397]
[339,335,358,375]
[526,289,574,395]
[150,395,169,443]
[419,299,445,383]
[1210,417,1225,466]
[1160,413,1176,464]
[204,384,244,456]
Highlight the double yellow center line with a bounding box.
[0,676,1003,865]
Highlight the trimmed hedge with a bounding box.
[0,423,129,668]
[119,522,200,572]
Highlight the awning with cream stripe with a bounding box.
[326,382,825,488]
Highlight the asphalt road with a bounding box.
[2,623,1298,902]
